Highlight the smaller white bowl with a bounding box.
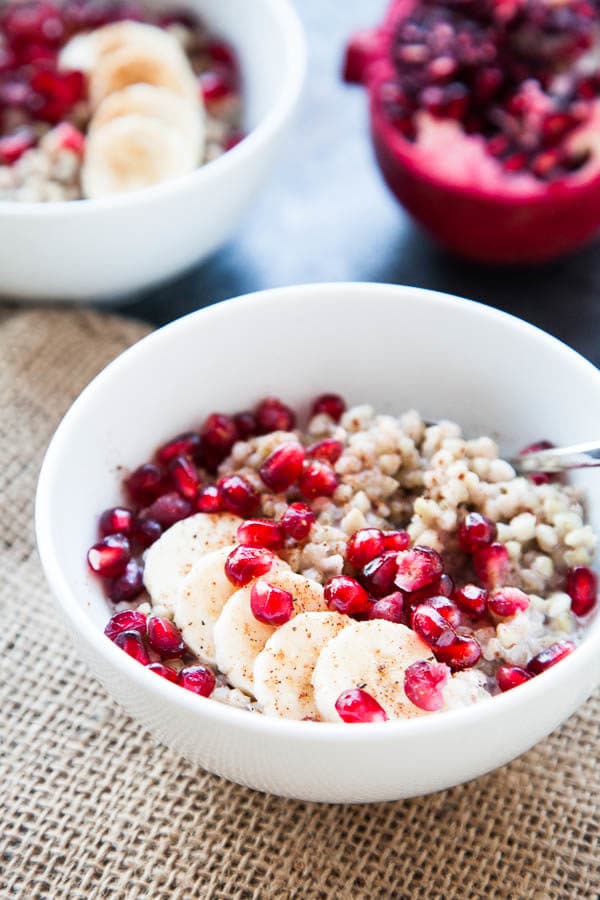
[0,0,305,303]
[36,283,600,803]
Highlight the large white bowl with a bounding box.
[36,283,600,803]
[0,0,305,303]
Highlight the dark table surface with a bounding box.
[124,0,600,367]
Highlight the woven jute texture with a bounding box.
[0,308,599,900]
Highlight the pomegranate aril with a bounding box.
[132,516,162,548]
[146,662,178,683]
[218,474,259,517]
[394,546,443,593]
[566,566,598,617]
[0,127,36,164]
[324,575,371,616]
[147,616,184,658]
[255,397,296,434]
[435,634,482,671]
[404,660,449,711]
[519,440,555,485]
[453,583,488,618]
[487,587,529,618]
[30,67,85,122]
[361,551,399,597]
[335,688,387,723]
[404,574,456,619]
[306,438,344,464]
[279,502,315,541]
[87,534,131,578]
[237,518,285,550]
[496,665,532,692]
[99,506,133,537]
[126,463,165,504]
[458,512,496,553]
[368,591,405,623]
[298,460,338,499]
[382,530,410,551]
[200,66,235,103]
[104,609,147,641]
[418,595,461,629]
[52,122,85,154]
[177,665,216,697]
[250,580,294,626]
[113,629,149,665]
[157,432,201,465]
[259,442,305,493]
[196,484,224,513]
[311,393,346,422]
[473,542,509,588]
[200,413,238,457]
[1,2,64,46]
[225,545,274,587]
[169,455,200,500]
[412,605,455,650]
[206,39,238,69]
[108,559,144,604]
[527,640,576,675]
[233,411,257,439]
[141,492,192,527]
[346,528,385,568]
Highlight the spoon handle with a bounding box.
[511,441,600,475]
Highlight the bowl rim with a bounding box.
[35,282,600,743]
[0,0,306,218]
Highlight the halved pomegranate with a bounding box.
[344,0,600,263]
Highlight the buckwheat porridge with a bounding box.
[88,393,598,723]
[0,1,243,201]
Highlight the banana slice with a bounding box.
[143,513,243,615]
[58,32,98,74]
[82,114,197,198]
[92,84,204,160]
[94,21,184,62]
[312,620,435,723]
[214,572,326,696]
[253,612,351,720]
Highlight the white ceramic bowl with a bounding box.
[0,0,305,303]
[36,283,600,803]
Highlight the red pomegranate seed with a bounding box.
[87,534,130,578]
[311,393,346,422]
[298,460,338,499]
[126,463,165,504]
[200,413,238,458]
[225,546,274,587]
[30,67,85,122]
[108,559,144,604]
[237,518,285,550]
[99,506,133,537]
[233,411,257,439]
[113,629,149,665]
[206,39,237,68]
[368,591,405,623]
[104,609,147,641]
[496,665,532,692]
[346,528,385,568]
[157,432,201,465]
[200,67,235,103]
[488,587,529,618]
[279,502,315,541]
[360,551,399,597]
[250,580,294,625]
[436,634,482,670]
[255,397,296,434]
[335,688,387,723]
[527,641,576,675]
[566,566,598,617]
[169,455,200,500]
[383,530,411,551]
[52,122,85,154]
[417,595,461,629]
[218,474,259,517]
[324,575,371,615]
[306,438,344,464]
[259,442,305,493]
[147,616,184,658]
[404,660,449,711]
[146,662,178,683]
[131,516,162,548]
[519,439,555,485]
[0,127,36,164]
[177,664,216,697]
[196,484,224,513]
[453,583,488,617]
[412,605,455,650]
[458,512,496,553]
[394,546,443,593]
[2,2,64,45]
[473,542,509,588]
[141,492,192,527]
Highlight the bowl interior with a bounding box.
[38,283,600,646]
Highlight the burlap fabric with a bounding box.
[0,308,598,900]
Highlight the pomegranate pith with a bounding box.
[335,688,388,723]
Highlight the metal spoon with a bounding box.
[510,442,600,475]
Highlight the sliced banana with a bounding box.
[58,32,98,74]
[214,571,327,696]
[94,21,185,62]
[92,84,204,160]
[143,513,243,615]
[311,620,435,723]
[253,612,351,720]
